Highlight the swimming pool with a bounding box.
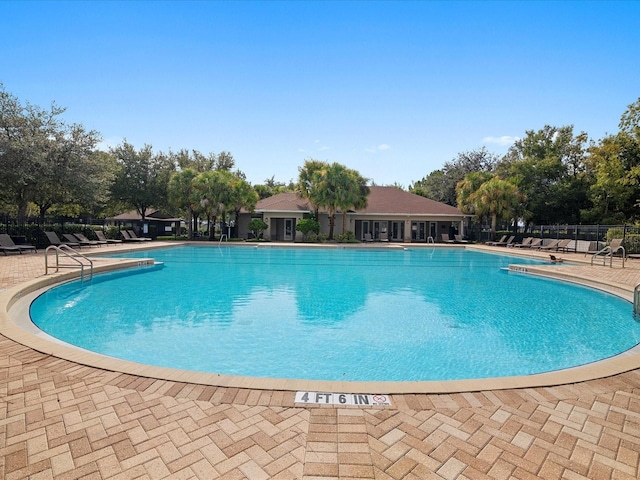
[30,246,640,382]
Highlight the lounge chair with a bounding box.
[127,230,152,241]
[120,230,147,242]
[73,233,102,247]
[493,235,515,247]
[63,233,93,248]
[539,239,561,251]
[609,238,625,256]
[95,230,123,245]
[441,233,455,244]
[486,235,507,246]
[555,239,572,252]
[363,233,374,242]
[584,241,603,256]
[45,231,80,248]
[454,234,469,244]
[512,237,533,248]
[379,232,388,242]
[528,238,542,249]
[0,233,37,255]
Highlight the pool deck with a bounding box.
[1,242,640,479]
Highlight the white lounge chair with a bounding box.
[441,233,455,244]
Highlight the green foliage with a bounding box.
[605,228,640,254]
[247,218,268,238]
[411,148,498,206]
[606,227,624,242]
[624,235,640,254]
[456,173,523,238]
[297,160,369,240]
[0,83,112,219]
[496,125,589,225]
[254,176,295,199]
[314,233,329,242]
[110,141,175,219]
[336,231,357,243]
[295,218,320,238]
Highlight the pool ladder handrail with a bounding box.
[590,244,625,268]
[218,233,228,245]
[45,245,94,281]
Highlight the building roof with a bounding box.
[111,209,182,222]
[254,193,311,213]
[358,186,463,216]
[254,186,464,216]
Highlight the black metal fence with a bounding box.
[0,214,114,247]
[470,224,640,253]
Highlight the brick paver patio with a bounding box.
[1,243,639,479]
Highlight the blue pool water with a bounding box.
[30,246,640,382]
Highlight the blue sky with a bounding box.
[2,1,639,188]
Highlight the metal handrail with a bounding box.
[591,246,609,265]
[218,234,228,245]
[591,245,626,268]
[45,245,94,281]
[614,246,626,268]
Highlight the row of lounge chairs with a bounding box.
[44,230,151,249]
[1,229,152,255]
[486,235,572,251]
[486,235,514,246]
[441,234,468,243]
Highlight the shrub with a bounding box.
[247,219,268,239]
[301,232,328,243]
[605,228,640,253]
[606,227,624,242]
[296,218,320,239]
[336,231,357,243]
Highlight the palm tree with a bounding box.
[455,171,494,216]
[339,169,370,234]
[313,163,370,240]
[296,159,327,220]
[193,170,234,240]
[168,168,199,239]
[230,176,259,237]
[471,177,523,239]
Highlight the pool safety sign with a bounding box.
[295,391,391,407]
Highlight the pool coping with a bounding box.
[2,243,640,394]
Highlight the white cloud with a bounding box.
[365,144,392,154]
[298,141,329,155]
[482,136,519,146]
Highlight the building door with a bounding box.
[391,221,404,241]
[411,222,427,242]
[284,219,294,241]
[361,220,370,240]
[429,222,437,242]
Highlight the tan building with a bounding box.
[238,186,467,243]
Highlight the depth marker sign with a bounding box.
[295,391,391,407]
